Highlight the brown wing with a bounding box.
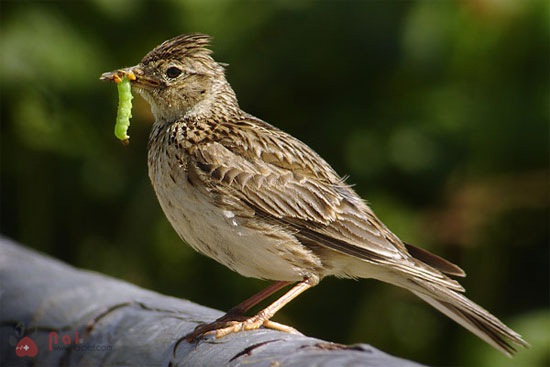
[188,116,462,287]
[190,126,402,258]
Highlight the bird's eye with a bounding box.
[166,66,182,79]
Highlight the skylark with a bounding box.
[101,33,528,356]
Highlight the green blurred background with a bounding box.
[1,0,548,365]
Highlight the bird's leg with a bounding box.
[225,280,291,317]
[185,278,316,342]
[215,278,315,338]
[184,280,292,341]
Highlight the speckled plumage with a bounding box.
[101,33,527,355]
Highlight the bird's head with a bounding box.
[101,33,237,122]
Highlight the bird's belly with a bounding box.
[150,166,321,281]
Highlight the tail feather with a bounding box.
[404,242,465,277]
[409,279,529,357]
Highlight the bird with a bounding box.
[101,33,528,356]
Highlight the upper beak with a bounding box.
[100,66,142,84]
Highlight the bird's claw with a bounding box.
[184,315,300,342]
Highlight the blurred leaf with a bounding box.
[1,8,103,90]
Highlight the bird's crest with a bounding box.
[141,33,213,64]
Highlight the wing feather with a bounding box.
[186,117,465,289]
[190,121,405,262]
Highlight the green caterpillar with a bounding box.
[114,76,133,144]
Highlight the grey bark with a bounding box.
[0,236,424,367]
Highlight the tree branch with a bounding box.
[0,237,423,366]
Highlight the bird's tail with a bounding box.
[405,278,529,356]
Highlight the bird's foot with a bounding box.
[214,317,300,338]
[184,312,300,342]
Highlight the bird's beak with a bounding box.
[100,65,161,89]
[100,66,139,83]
